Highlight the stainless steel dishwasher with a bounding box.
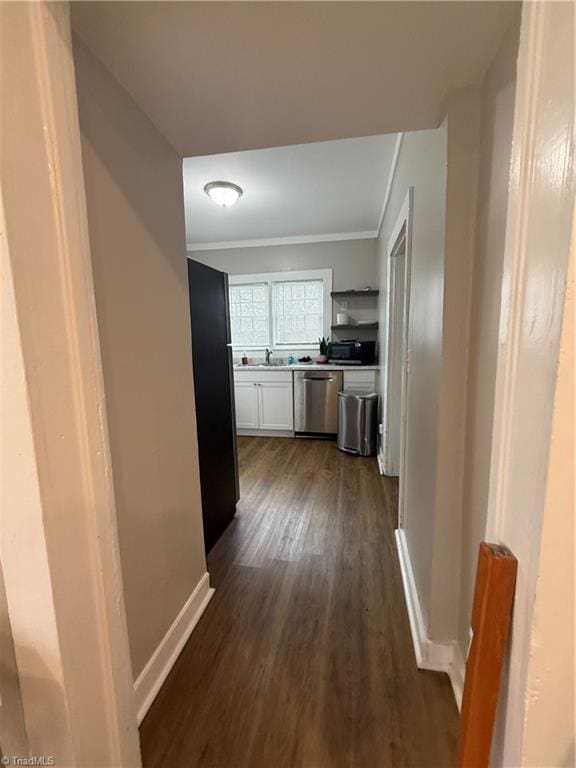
[294,369,343,436]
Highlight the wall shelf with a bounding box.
[331,323,379,331]
[331,290,379,298]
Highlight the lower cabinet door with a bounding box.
[257,382,294,430]
[234,382,259,429]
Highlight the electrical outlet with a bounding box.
[378,423,384,435]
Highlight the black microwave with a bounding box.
[328,340,376,365]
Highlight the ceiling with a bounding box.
[71,1,519,158]
[183,133,398,249]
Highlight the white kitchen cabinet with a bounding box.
[258,381,294,430]
[343,370,378,393]
[234,381,260,429]
[234,370,294,433]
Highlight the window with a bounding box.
[273,280,323,346]
[229,283,269,348]
[229,269,332,350]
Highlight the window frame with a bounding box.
[228,268,333,351]
[228,280,271,350]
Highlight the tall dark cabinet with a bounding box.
[187,259,239,551]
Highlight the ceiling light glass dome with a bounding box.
[204,181,243,207]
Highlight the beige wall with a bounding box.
[73,39,207,679]
[192,239,377,288]
[458,18,520,655]
[377,127,447,624]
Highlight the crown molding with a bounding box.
[186,230,378,252]
[376,132,404,238]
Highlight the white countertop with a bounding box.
[233,363,379,372]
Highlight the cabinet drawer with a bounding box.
[234,369,293,384]
[342,370,378,394]
[343,382,377,393]
[343,370,377,386]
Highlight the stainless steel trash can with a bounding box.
[337,390,378,456]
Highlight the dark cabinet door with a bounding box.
[188,259,239,551]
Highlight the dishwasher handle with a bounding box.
[301,373,336,381]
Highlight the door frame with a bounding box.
[1,3,140,764]
[383,216,407,475]
[383,189,413,527]
[483,1,575,764]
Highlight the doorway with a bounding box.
[383,189,413,530]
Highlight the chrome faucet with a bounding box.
[264,348,272,365]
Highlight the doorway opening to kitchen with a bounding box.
[138,129,459,765]
[183,135,391,555]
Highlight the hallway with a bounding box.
[140,437,458,767]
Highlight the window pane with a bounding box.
[272,279,324,345]
[229,283,270,347]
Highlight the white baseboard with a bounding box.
[134,572,214,724]
[448,641,466,710]
[394,529,464,710]
[237,428,294,438]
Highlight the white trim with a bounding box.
[134,573,214,725]
[394,529,453,671]
[376,133,404,238]
[228,268,333,350]
[448,640,466,712]
[187,230,377,252]
[1,4,141,763]
[483,3,575,764]
[228,268,332,286]
[395,529,464,710]
[383,223,407,476]
[237,428,294,438]
[376,448,385,476]
[383,190,413,533]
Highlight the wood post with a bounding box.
[457,542,518,768]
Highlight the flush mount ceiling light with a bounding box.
[204,181,243,207]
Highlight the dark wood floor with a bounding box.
[140,437,458,768]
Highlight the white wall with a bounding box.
[430,87,482,644]
[378,17,521,684]
[192,239,379,357]
[377,127,447,624]
[74,39,207,680]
